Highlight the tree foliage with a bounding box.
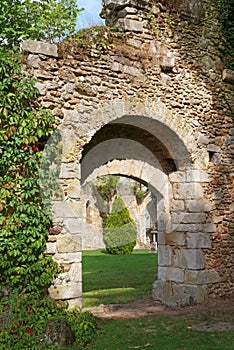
[94,175,119,224]
[104,195,137,255]
[0,0,82,47]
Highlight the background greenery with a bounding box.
[104,195,137,255]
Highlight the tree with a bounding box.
[94,175,119,224]
[104,195,137,255]
[0,0,82,47]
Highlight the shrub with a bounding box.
[0,291,97,349]
[104,195,137,254]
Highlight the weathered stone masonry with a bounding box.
[22,0,233,307]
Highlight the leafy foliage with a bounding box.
[0,291,97,349]
[104,195,137,255]
[0,48,59,293]
[94,175,119,224]
[0,0,82,47]
[218,0,234,69]
[59,25,112,59]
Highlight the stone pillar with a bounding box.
[47,158,83,308]
[152,169,219,306]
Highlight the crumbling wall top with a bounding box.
[101,0,206,28]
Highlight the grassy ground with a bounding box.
[86,312,234,350]
[82,249,234,350]
[82,249,158,308]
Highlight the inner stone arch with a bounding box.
[82,159,169,250]
[49,100,216,308]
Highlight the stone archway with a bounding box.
[82,159,168,249]
[47,99,218,308]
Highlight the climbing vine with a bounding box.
[0,49,59,294]
[218,0,234,70]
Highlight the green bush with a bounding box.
[104,195,137,254]
[0,291,97,349]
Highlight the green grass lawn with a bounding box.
[82,249,234,350]
[86,313,234,350]
[82,249,158,308]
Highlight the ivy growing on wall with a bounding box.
[218,0,234,70]
[0,0,82,297]
[0,49,59,294]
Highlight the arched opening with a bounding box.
[79,112,191,306]
[81,173,159,307]
[48,101,214,308]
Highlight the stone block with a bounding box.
[157,232,165,245]
[185,199,214,212]
[157,245,172,266]
[169,171,186,183]
[123,65,143,77]
[197,133,209,145]
[160,72,171,83]
[204,223,216,233]
[52,201,82,218]
[56,235,82,253]
[27,54,41,68]
[160,55,175,70]
[54,252,82,263]
[118,18,144,32]
[171,212,206,224]
[212,191,222,200]
[63,109,80,123]
[186,170,210,182]
[164,283,191,307]
[197,269,220,284]
[171,248,183,267]
[118,7,137,17]
[185,270,220,285]
[211,153,222,165]
[173,183,204,200]
[48,283,82,300]
[158,266,184,283]
[185,270,199,284]
[170,200,185,212]
[165,232,186,246]
[67,298,82,309]
[152,280,173,301]
[69,263,82,283]
[21,40,58,57]
[171,223,203,232]
[59,163,80,179]
[207,144,221,153]
[46,242,57,254]
[187,232,211,248]
[181,249,205,269]
[111,62,123,72]
[64,218,82,234]
[66,180,81,198]
[184,285,208,303]
[34,82,46,95]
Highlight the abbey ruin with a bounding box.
[22,0,233,307]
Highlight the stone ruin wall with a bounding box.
[22,0,233,304]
